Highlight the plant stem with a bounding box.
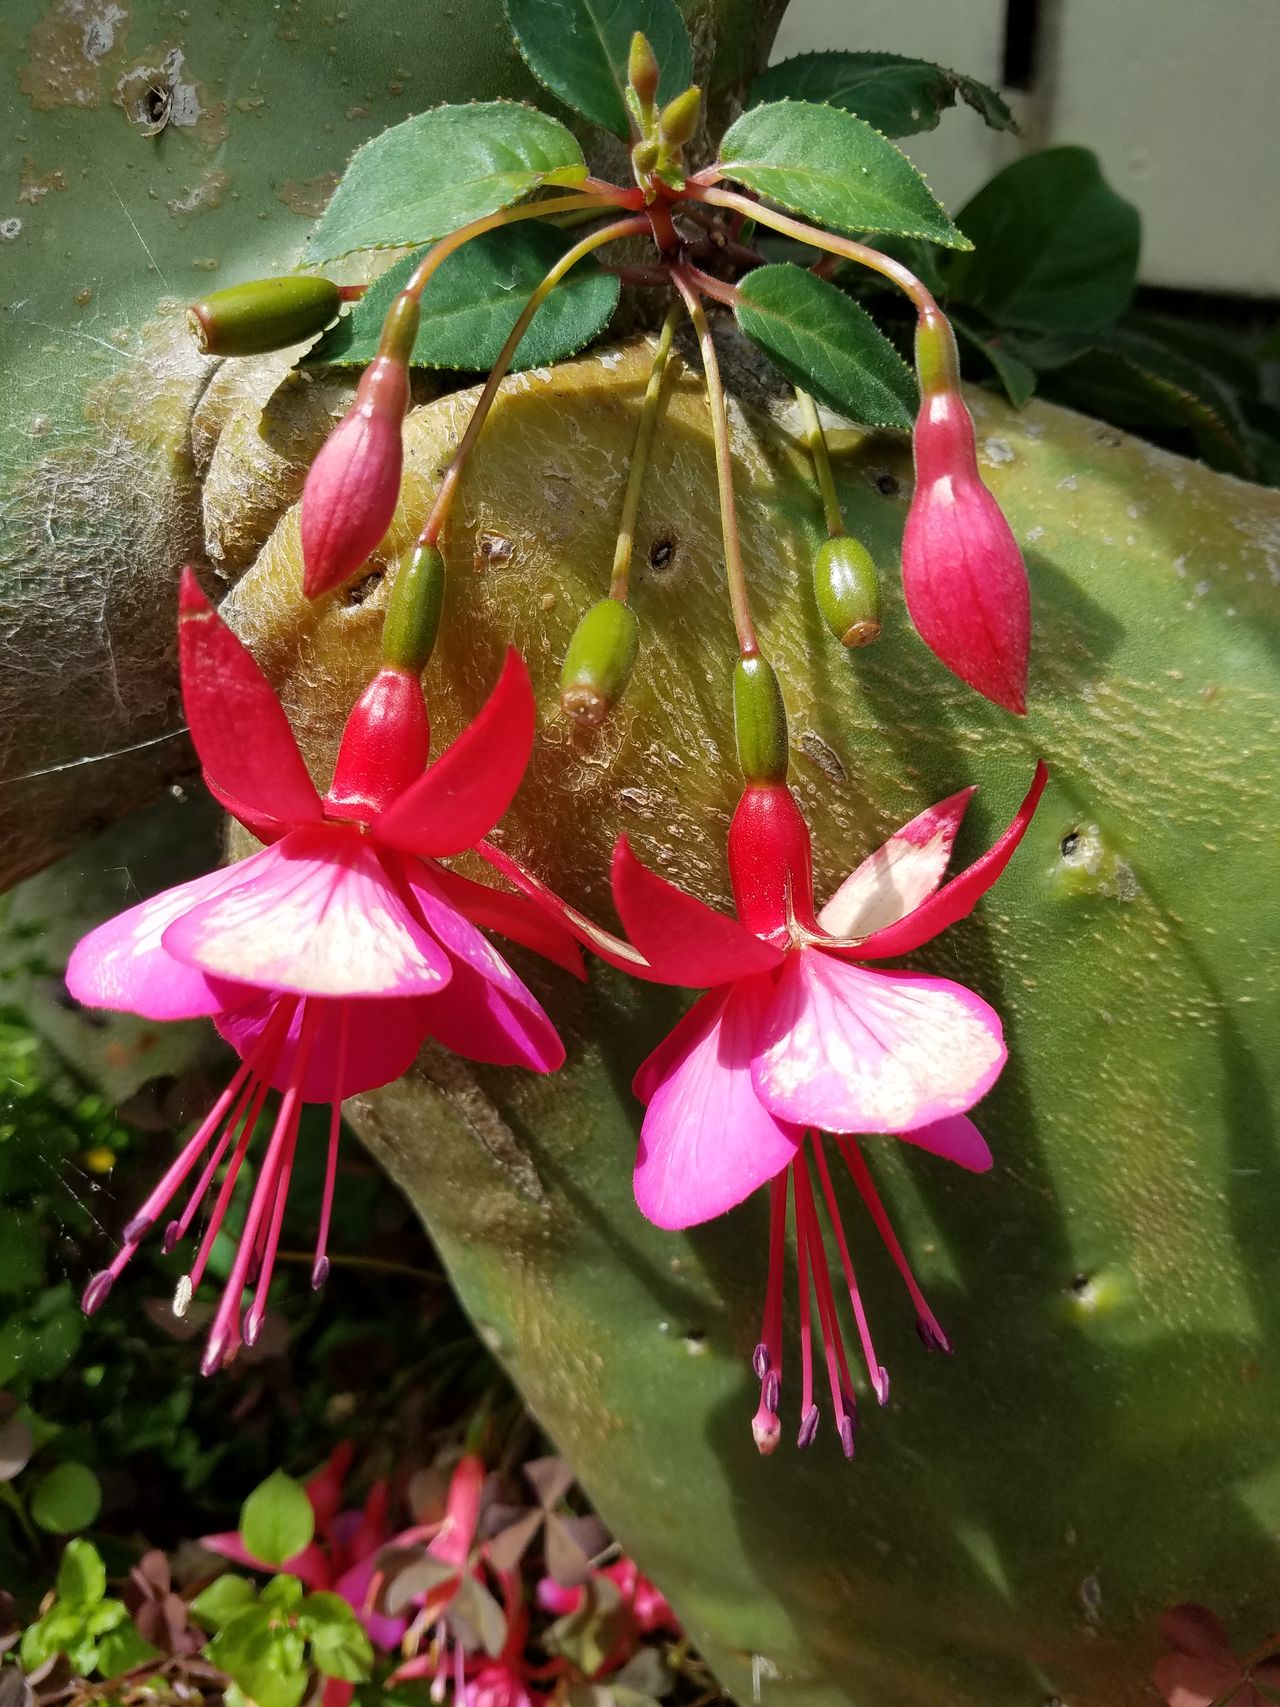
[275,1250,444,1284]
[608,302,681,603]
[418,215,649,549]
[400,192,631,303]
[682,183,939,315]
[682,263,739,307]
[671,268,758,659]
[794,387,844,537]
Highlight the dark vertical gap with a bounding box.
[1002,0,1043,91]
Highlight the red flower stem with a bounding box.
[608,301,681,604]
[681,263,740,307]
[417,214,649,550]
[793,388,845,538]
[681,183,940,316]
[399,192,633,303]
[336,283,366,302]
[670,267,759,659]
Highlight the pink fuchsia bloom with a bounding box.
[492,764,1045,1455]
[535,1557,677,1665]
[902,304,1031,715]
[301,295,418,600]
[1153,1604,1280,1707]
[68,570,580,1374]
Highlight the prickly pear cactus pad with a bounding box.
[11,4,1280,1707]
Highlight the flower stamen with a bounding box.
[812,1134,890,1405]
[836,1134,952,1354]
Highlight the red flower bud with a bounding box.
[300,355,410,599]
[326,665,429,822]
[902,308,1030,715]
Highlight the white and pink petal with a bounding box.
[162,827,452,999]
[217,993,438,1101]
[751,950,1006,1136]
[817,786,974,939]
[634,978,801,1231]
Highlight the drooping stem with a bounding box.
[418,215,649,549]
[794,388,844,538]
[682,183,939,316]
[401,192,634,303]
[670,268,758,658]
[608,302,681,603]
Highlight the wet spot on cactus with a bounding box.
[872,471,900,498]
[1051,824,1139,902]
[1060,831,1081,858]
[798,730,847,786]
[648,534,677,573]
[1078,1573,1103,1625]
[1069,1272,1091,1296]
[682,1330,707,1356]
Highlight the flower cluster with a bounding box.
[71,24,1049,1473]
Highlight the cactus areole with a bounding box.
[40,3,1280,1705]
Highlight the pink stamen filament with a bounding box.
[312,1002,350,1290]
[793,1160,817,1446]
[794,1151,856,1459]
[835,1134,951,1354]
[164,1069,258,1253]
[242,1109,301,1345]
[752,1171,788,1452]
[812,1134,890,1404]
[201,1005,320,1375]
[183,1074,272,1298]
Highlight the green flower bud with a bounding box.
[631,137,661,177]
[914,303,962,396]
[657,85,702,150]
[628,32,660,109]
[187,275,342,357]
[733,654,789,783]
[560,599,640,727]
[382,544,445,673]
[813,535,882,647]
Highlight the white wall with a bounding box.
[772,0,1280,295]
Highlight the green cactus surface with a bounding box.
[210,339,1280,1706]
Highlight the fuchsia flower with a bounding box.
[902,304,1032,715]
[68,570,580,1374]
[536,1556,677,1652]
[491,763,1045,1456]
[301,300,416,599]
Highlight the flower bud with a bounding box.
[733,654,788,784]
[560,598,639,727]
[187,275,342,357]
[813,535,882,647]
[300,298,420,601]
[628,32,660,110]
[382,543,446,673]
[657,85,701,150]
[902,306,1031,714]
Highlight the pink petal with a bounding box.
[429,1455,485,1570]
[751,951,1006,1135]
[477,840,648,975]
[65,862,261,1020]
[178,568,323,841]
[895,1113,992,1172]
[217,993,437,1099]
[426,866,585,980]
[163,828,452,998]
[1160,1605,1236,1662]
[333,1555,407,1651]
[634,979,801,1231]
[374,650,535,857]
[612,836,784,987]
[402,866,564,1071]
[818,787,974,938]
[1151,1653,1241,1707]
[834,761,1048,961]
[200,1532,329,1590]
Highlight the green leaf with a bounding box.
[306,102,587,263]
[298,1592,374,1682]
[1051,329,1255,479]
[0,1219,43,1295]
[260,1574,305,1614]
[96,1621,161,1679]
[735,265,917,429]
[56,1538,106,1606]
[239,1470,315,1566]
[505,0,693,138]
[209,1621,309,1707]
[31,1461,101,1534]
[749,51,1015,138]
[716,101,969,249]
[942,147,1140,334]
[953,315,1038,408]
[305,223,619,373]
[190,1574,259,1632]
